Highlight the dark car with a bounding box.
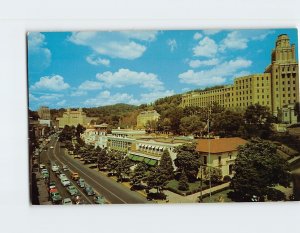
[84,186,95,196]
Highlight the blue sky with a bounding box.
[27,29,298,110]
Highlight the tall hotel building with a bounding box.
[181,34,299,118]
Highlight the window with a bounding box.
[218,156,221,165]
[283,94,285,97]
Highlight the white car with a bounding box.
[50,146,54,149]
[59,174,67,180]
[62,198,72,205]
[61,178,71,187]
[51,165,59,172]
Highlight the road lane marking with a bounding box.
[52,140,93,204]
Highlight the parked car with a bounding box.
[84,186,95,196]
[59,173,67,180]
[71,172,80,181]
[39,164,46,169]
[51,164,59,172]
[61,178,71,187]
[50,146,54,149]
[73,155,81,159]
[51,192,62,204]
[66,185,79,196]
[62,198,72,205]
[48,181,56,190]
[94,195,106,204]
[62,165,69,171]
[76,178,85,188]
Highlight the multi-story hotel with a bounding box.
[181,34,299,121]
[57,108,97,128]
[37,106,51,120]
[136,110,160,129]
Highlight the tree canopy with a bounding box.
[231,140,290,201]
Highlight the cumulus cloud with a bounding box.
[70,90,87,97]
[78,80,102,90]
[84,89,175,107]
[220,30,274,52]
[193,37,218,57]
[69,31,158,60]
[30,75,70,91]
[27,32,51,70]
[86,54,110,66]
[179,58,252,86]
[167,39,177,52]
[84,90,137,106]
[96,68,164,91]
[193,32,203,40]
[29,93,38,101]
[39,93,63,100]
[189,58,219,68]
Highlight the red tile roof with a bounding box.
[196,137,247,153]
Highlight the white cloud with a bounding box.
[220,30,274,52]
[193,37,218,58]
[30,75,70,91]
[96,68,164,91]
[193,32,203,40]
[57,100,66,106]
[69,31,158,60]
[182,87,190,92]
[27,32,51,69]
[167,39,177,52]
[39,93,63,100]
[179,58,252,86]
[84,90,137,106]
[202,30,221,35]
[71,90,87,97]
[86,55,110,66]
[29,93,38,101]
[84,89,175,107]
[189,58,219,68]
[78,80,102,90]
[139,90,175,103]
[220,31,248,51]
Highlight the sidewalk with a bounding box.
[35,172,51,205]
[164,182,230,203]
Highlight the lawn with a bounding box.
[202,189,233,203]
[166,179,209,195]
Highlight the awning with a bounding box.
[147,159,157,166]
[131,155,144,162]
[144,158,150,164]
[127,154,134,159]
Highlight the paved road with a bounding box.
[48,137,148,204]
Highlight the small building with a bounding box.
[196,137,248,177]
[136,110,160,129]
[280,104,298,124]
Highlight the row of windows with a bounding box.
[275,87,296,91]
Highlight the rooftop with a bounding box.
[196,137,247,153]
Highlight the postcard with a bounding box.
[28,29,300,204]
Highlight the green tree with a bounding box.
[211,110,244,137]
[159,149,174,180]
[204,167,222,184]
[147,167,168,193]
[231,140,290,201]
[97,149,109,170]
[131,163,148,187]
[115,156,132,182]
[76,124,86,138]
[180,115,205,135]
[178,170,189,191]
[174,143,201,182]
[244,104,275,139]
